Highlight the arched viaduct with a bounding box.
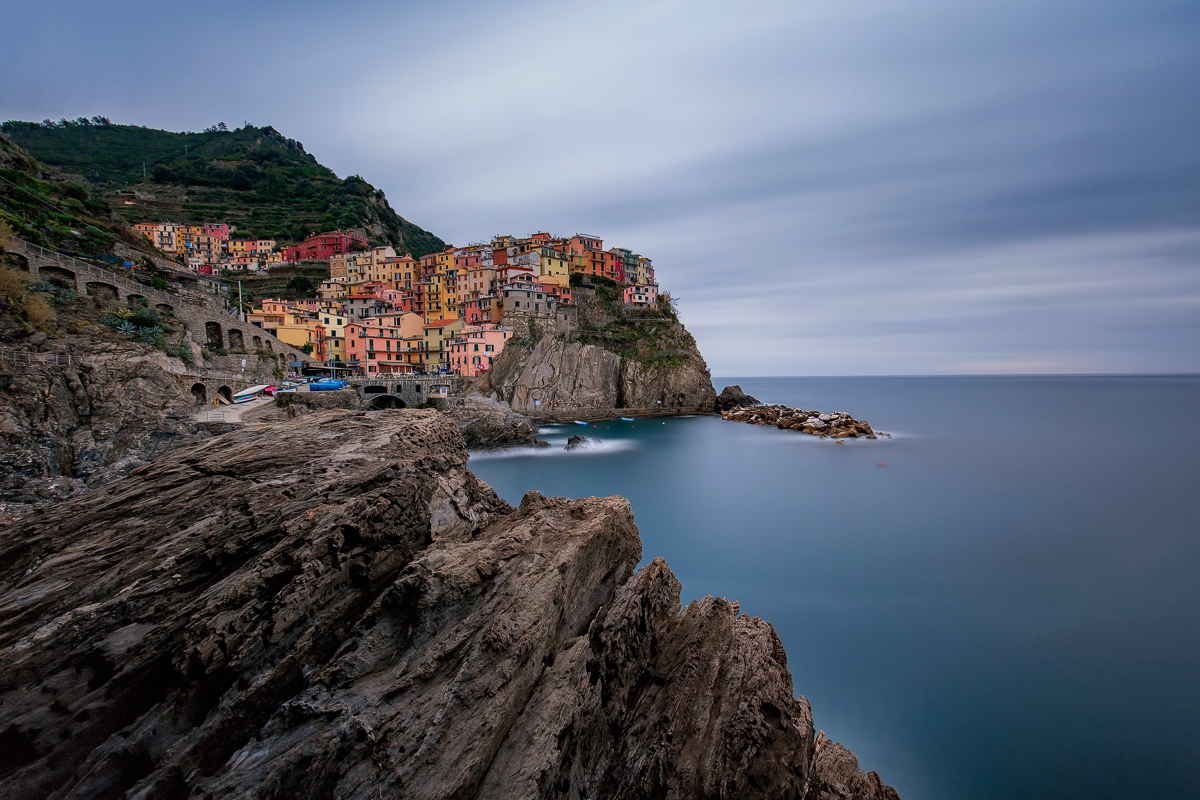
[6,239,309,367]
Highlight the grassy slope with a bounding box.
[0,134,135,255]
[2,121,445,257]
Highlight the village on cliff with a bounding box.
[130,223,662,378]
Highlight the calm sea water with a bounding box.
[467,375,1200,800]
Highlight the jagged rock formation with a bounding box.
[564,433,601,451]
[0,346,199,515]
[0,409,897,800]
[807,741,901,800]
[482,333,716,419]
[445,393,543,449]
[715,384,760,413]
[723,403,877,439]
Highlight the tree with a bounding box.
[231,169,251,191]
[287,276,315,298]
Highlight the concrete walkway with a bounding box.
[195,395,275,423]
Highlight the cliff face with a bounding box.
[0,345,199,514]
[483,331,716,418]
[0,409,896,800]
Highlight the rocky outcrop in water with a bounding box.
[481,331,716,419]
[723,403,877,438]
[564,433,602,451]
[0,408,897,800]
[715,384,760,413]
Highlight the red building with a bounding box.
[281,230,368,262]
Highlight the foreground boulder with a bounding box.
[0,409,896,799]
[715,384,760,413]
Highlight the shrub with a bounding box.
[0,267,33,303]
[201,349,213,361]
[21,294,55,326]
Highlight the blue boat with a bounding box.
[620,417,635,421]
[574,420,589,426]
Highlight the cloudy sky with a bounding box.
[4,0,1198,375]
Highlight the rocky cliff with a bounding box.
[0,345,200,516]
[0,409,897,800]
[479,280,716,419]
[481,331,716,419]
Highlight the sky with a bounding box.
[3,0,1198,375]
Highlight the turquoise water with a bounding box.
[467,376,1200,800]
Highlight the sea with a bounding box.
[467,375,1200,800]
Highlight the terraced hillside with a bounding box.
[2,119,445,256]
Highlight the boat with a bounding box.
[620,417,635,421]
[232,384,272,403]
[574,420,589,426]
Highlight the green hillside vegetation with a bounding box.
[570,274,692,365]
[2,118,445,257]
[0,133,135,255]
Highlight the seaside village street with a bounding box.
[131,224,662,377]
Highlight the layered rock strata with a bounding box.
[722,404,877,438]
[0,409,897,799]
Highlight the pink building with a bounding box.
[623,284,658,308]
[448,324,512,377]
[345,320,407,375]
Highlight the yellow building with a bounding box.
[537,246,570,284]
[422,318,462,372]
[318,309,349,364]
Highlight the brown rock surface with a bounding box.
[723,404,877,439]
[0,408,896,800]
[0,350,200,513]
[482,332,716,418]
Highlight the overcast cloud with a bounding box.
[3,0,1197,374]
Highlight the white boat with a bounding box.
[574,420,589,426]
[620,417,635,421]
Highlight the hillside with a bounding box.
[2,119,445,256]
[0,133,137,255]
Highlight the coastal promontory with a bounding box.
[0,409,897,799]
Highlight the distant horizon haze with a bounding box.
[3,0,1197,376]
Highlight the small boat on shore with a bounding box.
[620,417,635,421]
[574,420,589,426]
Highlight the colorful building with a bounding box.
[623,283,658,308]
[281,230,368,262]
[447,324,512,377]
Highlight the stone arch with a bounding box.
[227,329,245,351]
[155,303,173,314]
[127,294,147,307]
[190,382,207,405]
[85,282,119,302]
[252,336,262,349]
[369,395,405,409]
[205,322,223,350]
[38,265,76,288]
[363,385,387,394]
[264,339,273,351]
[217,385,233,404]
